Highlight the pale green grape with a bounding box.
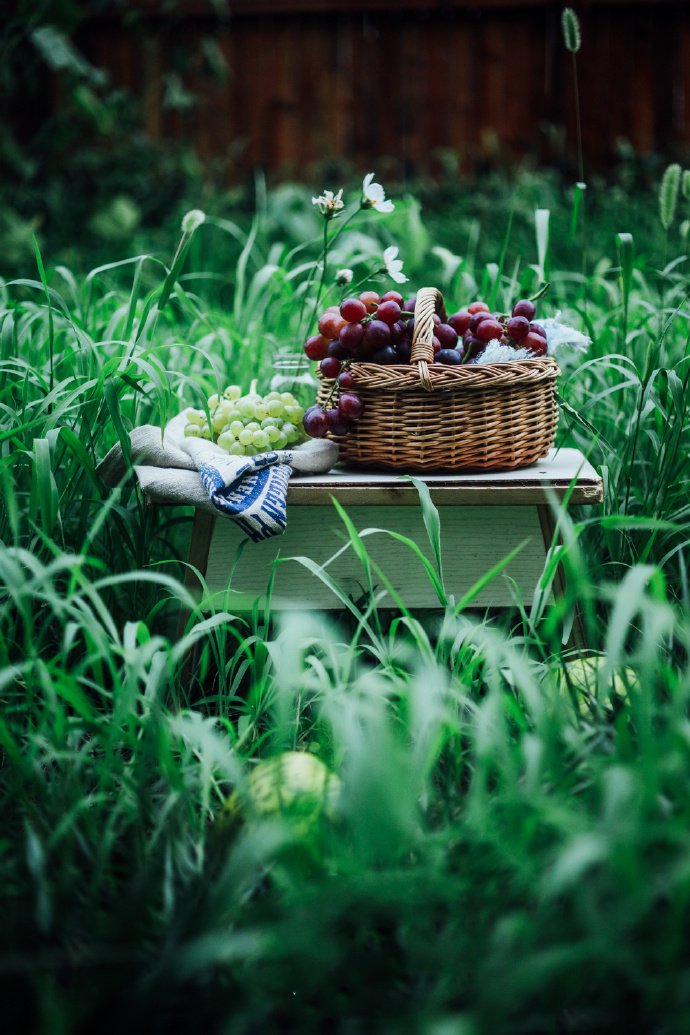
[252,429,270,451]
[217,431,236,451]
[187,384,306,449]
[185,408,205,426]
[239,398,258,419]
[285,404,304,423]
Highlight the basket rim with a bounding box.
[321,356,560,392]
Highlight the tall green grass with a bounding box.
[3,178,690,1032]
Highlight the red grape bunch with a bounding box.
[302,288,417,438]
[446,298,548,364]
[301,290,548,438]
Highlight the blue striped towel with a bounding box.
[181,435,296,541]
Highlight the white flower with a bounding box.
[476,341,534,364]
[382,246,408,284]
[335,267,353,285]
[312,189,344,218]
[362,172,394,213]
[541,315,591,356]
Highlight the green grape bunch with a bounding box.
[184,380,306,456]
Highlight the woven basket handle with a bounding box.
[410,286,444,391]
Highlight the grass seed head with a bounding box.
[659,164,682,230]
[181,208,206,234]
[561,8,581,53]
[681,169,690,201]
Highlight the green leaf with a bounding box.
[408,476,444,592]
[31,437,58,537]
[453,540,528,614]
[103,379,131,467]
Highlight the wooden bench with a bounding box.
[179,448,602,617]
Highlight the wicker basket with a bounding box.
[317,286,560,471]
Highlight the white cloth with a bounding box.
[97,414,339,531]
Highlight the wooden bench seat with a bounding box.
[173,448,602,613]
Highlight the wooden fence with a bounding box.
[76,1,690,177]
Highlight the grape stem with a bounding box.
[319,358,357,411]
[528,281,550,304]
[321,377,341,411]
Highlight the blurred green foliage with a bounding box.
[0,1,684,279]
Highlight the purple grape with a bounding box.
[389,320,408,345]
[340,298,367,322]
[436,348,463,365]
[326,408,352,436]
[339,321,365,351]
[507,315,530,341]
[372,345,397,364]
[530,322,547,339]
[476,319,503,343]
[449,311,471,335]
[327,339,350,360]
[337,369,355,389]
[435,322,459,349]
[396,340,412,363]
[469,311,491,333]
[512,299,536,320]
[338,392,364,420]
[302,405,330,438]
[404,295,417,314]
[304,334,330,361]
[377,300,402,326]
[363,319,391,348]
[524,332,548,356]
[320,356,342,379]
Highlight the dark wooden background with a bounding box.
[75,0,690,177]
